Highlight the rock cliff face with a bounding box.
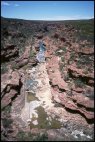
[45,35,94,121]
[1,71,23,108]
[1,17,94,141]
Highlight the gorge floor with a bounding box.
[11,58,94,141]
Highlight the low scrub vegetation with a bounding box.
[16,130,48,141]
[1,63,8,74]
[74,78,85,88]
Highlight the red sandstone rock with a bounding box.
[47,56,68,91]
[71,87,83,93]
[1,71,22,109]
[77,47,94,55]
[58,94,94,120]
[1,89,17,107]
[14,46,31,68]
[1,44,19,62]
[88,80,94,86]
[72,94,94,108]
[9,71,20,86]
[45,34,94,121]
[68,65,94,86]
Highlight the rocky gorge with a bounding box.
[1,17,94,141]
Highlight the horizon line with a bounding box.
[1,16,94,21]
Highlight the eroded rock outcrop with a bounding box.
[46,55,68,91]
[68,65,94,86]
[13,45,37,68]
[1,71,23,109]
[45,34,94,122]
[1,44,19,63]
[51,86,94,121]
[76,47,94,55]
[59,93,94,120]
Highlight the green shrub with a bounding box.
[64,73,69,81]
[55,51,62,56]
[34,133,48,141]
[11,63,19,70]
[74,78,84,88]
[87,67,92,72]
[19,45,26,56]
[59,63,64,71]
[2,118,13,128]
[61,47,67,52]
[16,130,48,141]
[1,134,7,141]
[1,64,8,74]
[76,61,82,68]
[3,105,11,113]
[61,57,65,62]
[70,52,75,61]
[16,130,28,141]
[30,50,36,58]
